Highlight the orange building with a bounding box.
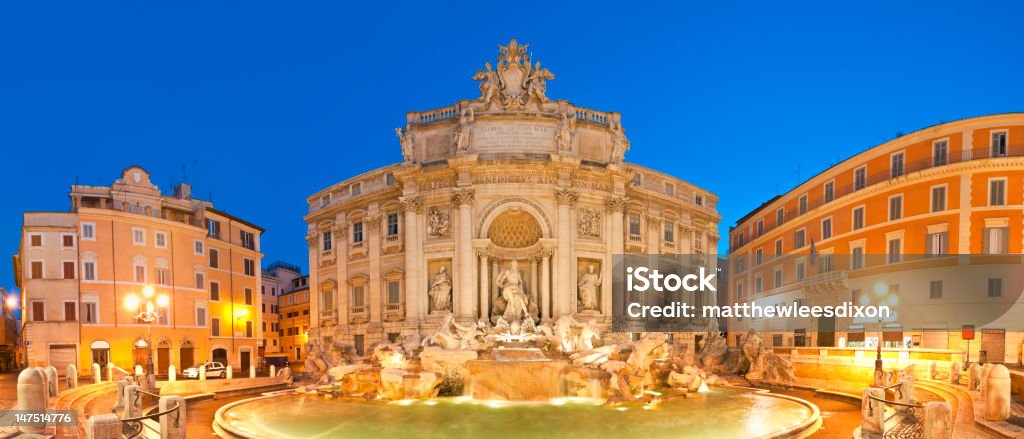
[13,166,263,376]
[727,113,1024,364]
[278,275,309,368]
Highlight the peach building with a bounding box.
[727,113,1024,364]
[278,275,309,367]
[13,166,263,376]
[261,261,303,355]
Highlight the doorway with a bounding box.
[981,329,1006,363]
[90,340,110,378]
[817,316,836,347]
[240,350,251,372]
[179,341,195,369]
[157,341,171,373]
[132,339,150,370]
[212,348,228,366]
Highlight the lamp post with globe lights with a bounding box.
[868,282,899,379]
[124,285,169,378]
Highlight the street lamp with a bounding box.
[124,285,169,377]
[871,283,899,376]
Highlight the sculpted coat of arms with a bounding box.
[473,39,554,110]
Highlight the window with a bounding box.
[155,232,167,249]
[852,206,865,230]
[132,228,146,245]
[320,194,331,207]
[628,213,641,236]
[209,248,219,268]
[664,182,675,196]
[927,232,948,257]
[82,301,98,324]
[821,218,832,240]
[83,261,96,281]
[851,247,864,270]
[351,183,362,196]
[353,222,364,243]
[734,257,745,274]
[243,258,255,276]
[931,186,946,212]
[245,288,254,305]
[64,301,76,321]
[631,174,642,185]
[854,166,867,191]
[821,254,833,272]
[776,208,785,226]
[193,240,204,255]
[241,230,255,250]
[81,223,96,241]
[210,281,220,301]
[754,275,762,294]
[322,231,332,251]
[737,231,745,246]
[31,301,44,322]
[62,234,75,248]
[774,239,783,256]
[352,286,366,309]
[694,195,703,206]
[196,305,207,326]
[756,220,764,237]
[387,212,399,236]
[774,268,783,289]
[158,308,169,325]
[63,261,76,279]
[823,181,835,203]
[933,140,948,166]
[246,321,254,338]
[30,261,43,279]
[29,234,42,247]
[798,194,808,214]
[206,219,221,239]
[354,335,365,356]
[387,281,401,306]
[386,173,397,186]
[890,152,905,178]
[988,278,1003,297]
[889,195,902,220]
[984,227,1009,254]
[663,222,674,242]
[735,282,744,299]
[794,229,806,249]
[929,281,943,299]
[754,248,763,265]
[134,264,146,283]
[887,238,902,264]
[989,179,1006,206]
[194,272,205,290]
[211,317,221,336]
[991,131,1007,157]
[155,268,169,285]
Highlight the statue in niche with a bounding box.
[427,207,450,238]
[577,207,601,238]
[428,266,452,312]
[472,62,501,105]
[495,260,531,323]
[395,127,414,162]
[577,263,602,311]
[556,112,576,152]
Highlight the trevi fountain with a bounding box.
[213,40,816,438]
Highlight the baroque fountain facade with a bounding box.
[213,40,812,438]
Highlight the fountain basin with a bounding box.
[466,356,566,401]
[214,388,820,439]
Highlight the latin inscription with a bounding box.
[472,125,555,151]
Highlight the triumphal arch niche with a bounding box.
[304,39,721,347]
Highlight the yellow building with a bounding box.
[727,114,1024,364]
[278,275,309,368]
[14,166,263,376]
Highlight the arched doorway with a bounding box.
[179,341,195,369]
[156,340,171,373]
[90,340,110,377]
[132,339,149,370]
[212,348,228,366]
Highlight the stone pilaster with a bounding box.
[540,249,552,321]
[365,213,382,324]
[400,197,424,321]
[606,196,626,318]
[333,220,348,329]
[452,188,475,320]
[478,251,489,320]
[554,187,577,317]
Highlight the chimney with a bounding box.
[175,182,192,200]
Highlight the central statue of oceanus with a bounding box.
[495,260,532,323]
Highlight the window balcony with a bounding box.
[383,302,404,322]
[801,269,848,294]
[349,306,368,324]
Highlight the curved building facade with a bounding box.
[305,40,720,352]
[727,113,1024,363]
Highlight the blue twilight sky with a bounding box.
[2,1,1022,292]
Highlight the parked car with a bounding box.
[183,361,226,379]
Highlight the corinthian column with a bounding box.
[541,250,552,321]
[453,188,475,320]
[478,251,489,320]
[400,197,423,320]
[606,197,626,317]
[554,187,577,317]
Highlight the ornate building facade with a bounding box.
[305,40,720,352]
[727,114,1024,363]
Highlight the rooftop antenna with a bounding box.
[793,165,802,182]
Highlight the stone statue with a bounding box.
[472,62,500,104]
[395,127,414,162]
[577,207,601,238]
[427,207,450,238]
[495,260,530,322]
[453,108,474,152]
[527,61,554,103]
[556,112,576,151]
[610,119,629,162]
[577,264,602,311]
[428,266,452,312]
